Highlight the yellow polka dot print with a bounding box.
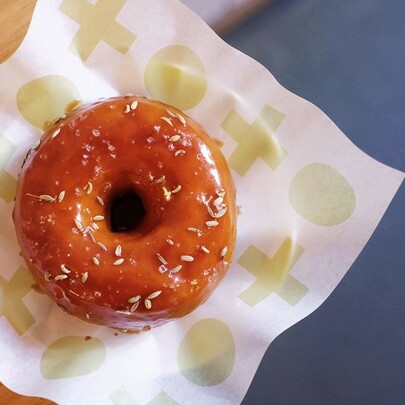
[289,163,356,226]
[17,75,80,129]
[145,46,207,110]
[177,318,235,386]
[41,336,106,379]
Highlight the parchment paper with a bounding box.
[0,1,403,404]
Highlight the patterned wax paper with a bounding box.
[0,0,403,404]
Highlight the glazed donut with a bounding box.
[13,96,237,331]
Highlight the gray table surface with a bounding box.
[222,0,405,404]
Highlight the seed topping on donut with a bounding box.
[166,239,174,245]
[44,272,52,282]
[157,253,168,265]
[97,242,108,251]
[130,101,138,111]
[221,246,228,258]
[81,272,89,283]
[74,218,84,231]
[187,227,202,236]
[92,215,104,221]
[215,207,228,218]
[174,150,186,157]
[26,193,56,202]
[155,175,166,184]
[61,264,71,274]
[176,113,186,126]
[206,205,216,218]
[58,190,66,203]
[130,302,140,312]
[128,295,141,304]
[169,135,180,142]
[55,274,68,281]
[166,109,186,126]
[163,187,172,201]
[206,220,219,227]
[181,255,194,262]
[96,196,104,206]
[213,196,224,207]
[201,246,210,254]
[116,310,131,315]
[83,226,92,235]
[172,185,182,194]
[161,117,173,126]
[92,257,100,266]
[147,290,162,299]
[115,245,122,257]
[51,128,61,139]
[113,258,125,266]
[124,104,131,114]
[190,279,198,285]
[88,231,96,243]
[205,195,228,221]
[204,195,213,206]
[144,290,162,310]
[170,265,183,274]
[85,182,93,194]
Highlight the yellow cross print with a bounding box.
[221,105,287,177]
[60,0,137,61]
[0,266,36,335]
[109,386,137,405]
[110,388,178,405]
[238,237,308,306]
[0,135,17,203]
[148,392,179,405]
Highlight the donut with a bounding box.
[13,96,237,332]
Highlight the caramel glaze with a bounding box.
[13,96,237,331]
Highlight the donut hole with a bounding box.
[109,190,146,233]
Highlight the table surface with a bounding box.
[1,0,404,404]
